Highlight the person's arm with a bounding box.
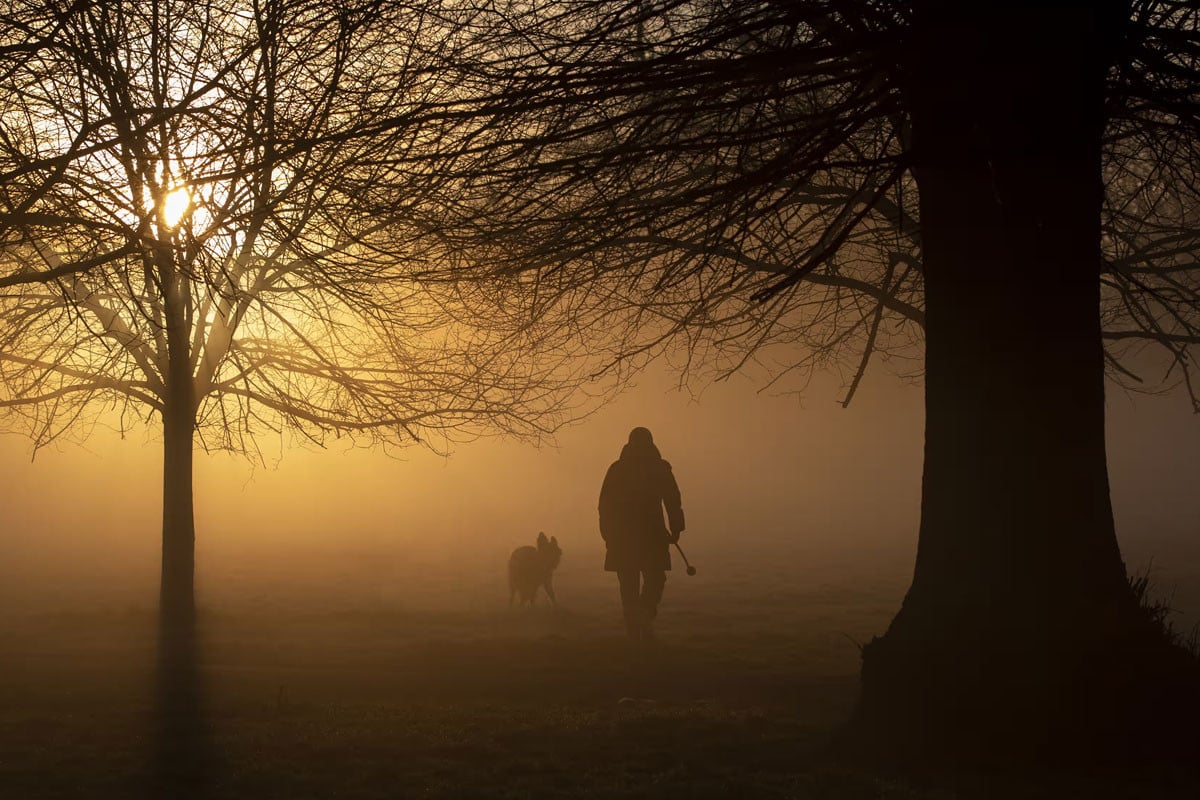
[661,462,685,542]
[598,464,617,541]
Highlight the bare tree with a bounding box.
[434,0,1200,757]
[0,10,615,784]
[0,0,596,628]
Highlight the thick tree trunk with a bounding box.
[854,2,1194,760]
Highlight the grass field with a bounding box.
[1,539,1198,799]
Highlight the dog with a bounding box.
[508,532,562,606]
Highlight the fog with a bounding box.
[2,365,1198,631]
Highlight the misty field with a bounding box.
[1,537,1197,799]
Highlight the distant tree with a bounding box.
[443,0,1200,757]
[0,0,589,631]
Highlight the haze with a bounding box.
[3,366,1198,632]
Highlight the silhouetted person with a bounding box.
[599,427,685,642]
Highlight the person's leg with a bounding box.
[639,570,667,640]
[616,570,641,640]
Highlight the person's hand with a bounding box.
[668,530,682,545]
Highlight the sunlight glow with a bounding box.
[162,185,191,228]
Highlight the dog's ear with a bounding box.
[550,536,559,549]
[537,531,549,547]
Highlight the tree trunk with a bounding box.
[160,395,196,628]
[854,2,1189,760]
[154,254,210,794]
[156,227,199,627]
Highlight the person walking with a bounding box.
[598,427,685,642]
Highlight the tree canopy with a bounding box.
[0,0,597,458]
[433,0,1200,404]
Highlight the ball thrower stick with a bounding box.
[673,542,697,576]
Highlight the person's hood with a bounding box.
[620,441,662,462]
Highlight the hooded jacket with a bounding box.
[598,440,685,572]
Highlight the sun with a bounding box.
[162,185,191,228]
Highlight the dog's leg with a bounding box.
[543,579,557,606]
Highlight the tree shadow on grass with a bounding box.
[151,612,216,799]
